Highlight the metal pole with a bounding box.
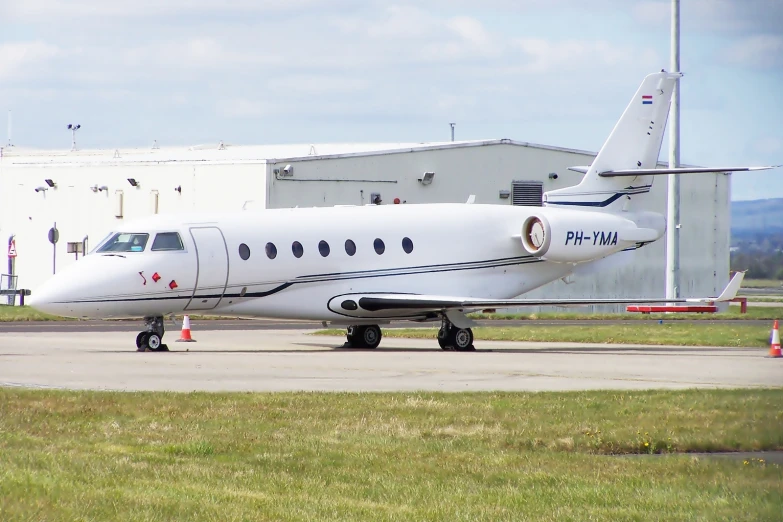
[666,0,681,302]
[450,123,455,142]
[53,221,57,274]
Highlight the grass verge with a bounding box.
[315,323,772,347]
[2,305,781,323]
[0,389,781,521]
[742,278,783,289]
[468,305,783,321]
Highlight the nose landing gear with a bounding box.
[136,316,168,352]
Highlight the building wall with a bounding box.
[0,156,267,293]
[0,142,729,310]
[264,142,730,311]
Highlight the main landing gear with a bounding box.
[437,318,475,351]
[136,316,169,352]
[342,318,475,351]
[344,324,383,349]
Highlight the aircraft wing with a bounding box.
[357,271,744,313]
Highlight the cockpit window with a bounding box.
[89,232,115,254]
[96,233,150,253]
[151,232,184,251]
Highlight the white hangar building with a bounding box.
[0,140,730,311]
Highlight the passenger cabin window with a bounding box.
[345,239,356,256]
[374,238,385,255]
[151,232,184,251]
[319,240,330,257]
[265,242,277,259]
[292,241,304,258]
[96,233,150,253]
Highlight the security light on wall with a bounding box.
[127,178,140,187]
[548,172,559,180]
[44,178,56,188]
[418,172,435,185]
[90,185,108,192]
[34,186,48,193]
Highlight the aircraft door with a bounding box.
[185,227,229,311]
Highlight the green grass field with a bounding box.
[0,389,781,521]
[742,279,783,289]
[317,323,772,348]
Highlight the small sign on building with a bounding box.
[7,240,16,258]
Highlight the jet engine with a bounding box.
[520,210,664,263]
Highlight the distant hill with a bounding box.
[731,198,783,234]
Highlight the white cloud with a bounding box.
[725,35,783,69]
[446,16,494,50]
[511,39,654,73]
[0,41,62,81]
[1,0,356,20]
[217,98,275,118]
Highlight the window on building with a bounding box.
[374,238,385,255]
[151,232,184,251]
[292,241,304,258]
[265,242,277,259]
[319,240,330,257]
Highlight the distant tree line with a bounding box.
[729,231,783,279]
[730,251,783,280]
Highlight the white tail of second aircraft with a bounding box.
[544,71,681,211]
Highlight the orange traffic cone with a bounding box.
[175,315,197,342]
[769,320,781,358]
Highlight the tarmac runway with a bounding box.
[1,328,780,392]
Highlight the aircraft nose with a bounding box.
[30,273,75,318]
[29,255,109,319]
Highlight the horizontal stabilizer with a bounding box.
[598,166,778,177]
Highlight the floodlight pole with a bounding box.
[69,124,80,151]
[665,0,681,303]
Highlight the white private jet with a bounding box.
[32,71,769,351]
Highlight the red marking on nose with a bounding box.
[169,280,178,290]
[152,272,161,283]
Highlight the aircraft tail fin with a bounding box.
[544,71,681,211]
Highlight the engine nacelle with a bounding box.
[520,210,664,263]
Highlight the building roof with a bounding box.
[0,139,599,167]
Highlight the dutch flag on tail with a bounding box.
[642,95,653,105]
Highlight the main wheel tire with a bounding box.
[449,327,474,351]
[345,326,359,348]
[361,325,382,349]
[437,327,451,350]
[136,332,149,352]
[147,333,162,351]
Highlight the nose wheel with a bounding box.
[136,316,168,352]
